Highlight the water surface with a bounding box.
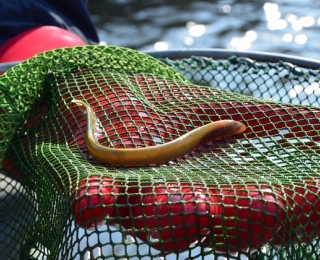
[89,0,320,60]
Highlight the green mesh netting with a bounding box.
[1,45,320,260]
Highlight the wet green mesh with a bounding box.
[1,45,320,259]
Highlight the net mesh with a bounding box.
[1,45,320,259]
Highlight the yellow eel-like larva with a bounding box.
[72,100,246,166]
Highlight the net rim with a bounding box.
[146,48,320,70]
[2,48,320,73]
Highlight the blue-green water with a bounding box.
[89,0,320,60]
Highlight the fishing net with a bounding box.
[1,45,320,260]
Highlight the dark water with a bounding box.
[88,0,320,60]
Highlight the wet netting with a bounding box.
[1,45,320,260]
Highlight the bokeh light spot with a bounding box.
[268,19,287,30]
[189,24,206,37]
[222,5,231,13]
[154,41,169,51]
[245,30,257,42]
[283,33,293,42]
[295,34,307,45]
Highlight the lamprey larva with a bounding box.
[72,100,246,166]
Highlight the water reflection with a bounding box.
[267,19,287,30]
[283,33,293,42]
[264,3,282,22]
[154,41,169,50]
[299,16,315,27]
[88,1,320,57]
[245,30,257,42]
[227,30,257,51]
[188,23,206,37]
[295,34,307,45]
[221,4,231,14]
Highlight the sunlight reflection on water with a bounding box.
[89,1,320,59]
